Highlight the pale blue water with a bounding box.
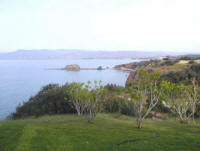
[0,59,137,120]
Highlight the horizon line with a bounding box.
[1,49,200,54]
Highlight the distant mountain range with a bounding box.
[0,49,193,60]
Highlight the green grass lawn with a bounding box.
[0,114,199,151]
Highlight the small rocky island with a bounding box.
[48,64,106,71]
[64,64,81,71]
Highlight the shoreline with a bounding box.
[47,67,133,72]
[47,67,103,70]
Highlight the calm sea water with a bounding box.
[0,59,138,120]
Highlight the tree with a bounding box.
[173,85,193,123]
[185,79,200,124]
[161,81,198,123]
[67,83,88,116]
[85,81,105,123]
[127,70,162,129]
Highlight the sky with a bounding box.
[0,0,200,53]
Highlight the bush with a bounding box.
[11,81,200,120]
[11,84,76,119]
[189,60,195,64]
[161,64,200,84]
[160,60,178,66]
[103,84,123,113]
[179,56,193,60]
[119,101,136,116]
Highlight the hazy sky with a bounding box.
[0,0,200,52]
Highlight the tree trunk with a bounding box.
[192,105,196,124]
[76,106,81,116]
[192,113,196,124]
[137,119,142,129]
[88,109,93,123]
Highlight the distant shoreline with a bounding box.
[47,67,133,72]
[47,67,102,70]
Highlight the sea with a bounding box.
[0,59,139,120]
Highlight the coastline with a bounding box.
[47,67,134,72]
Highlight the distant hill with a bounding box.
[0,49,187,60]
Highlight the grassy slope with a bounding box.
[152,63,189,73]
[116,59,191,72]
[0,114,199,151]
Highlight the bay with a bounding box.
[0,59,138,120]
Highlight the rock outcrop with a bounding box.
[126,69,153,84]
[64,64,80,71]
[126,70,139,84]
[97,66,103,70]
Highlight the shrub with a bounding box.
[161,64,200,84]
[11,84,75,119]
[189,60,195,64]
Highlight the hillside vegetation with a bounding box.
[11,63,200,127]
[118,57,200,84]
[0,114,200,151]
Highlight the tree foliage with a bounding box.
[126,69,162,128]
[161,79,200,123]
[85,81,105,122]
[11,75,200,128]
[67,83,88,116]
